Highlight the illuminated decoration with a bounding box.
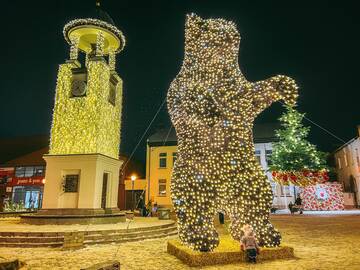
[272,170,329,187]
[49,6,125,159]
[69,36,80,60]
[96,31,105,56]
[270,105,328,187]
[300,183,345,210]
[167,14,298,251]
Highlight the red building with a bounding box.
[1,147,47,209]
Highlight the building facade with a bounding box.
[0,147,48,210]
[334,127,360,207]
[145,124,297,209]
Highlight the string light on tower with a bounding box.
[167,14,298,251]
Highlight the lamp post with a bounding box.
[131,175,137,211]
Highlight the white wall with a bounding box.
[254,142,296,209]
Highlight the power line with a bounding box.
[278,101,346,144]
[120,96,167,172]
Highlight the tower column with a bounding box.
[69,36,80,60]
[109,48,116,70]
[96,31,105,56]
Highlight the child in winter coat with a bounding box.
[241,229,260,263]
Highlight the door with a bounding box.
[101,173,108,209]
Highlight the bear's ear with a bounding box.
[185,13,203,29]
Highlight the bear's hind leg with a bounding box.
[172,188,219,251]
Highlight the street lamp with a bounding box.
[131,175,137,211]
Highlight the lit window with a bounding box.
[158,179,166,196]
[344,150,348,167]
[337,157,342,169]
[173,152,177,166]
[159,153,167,168]
[34,166,45,176]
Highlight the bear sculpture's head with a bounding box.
[185,13,240,63]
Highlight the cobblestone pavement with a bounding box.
[0,215,359,270]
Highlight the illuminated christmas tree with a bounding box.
[167,14,298,251]
[270,105,329,186]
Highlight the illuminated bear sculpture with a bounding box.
[167,14,298,252]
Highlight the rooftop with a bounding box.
[147,123,280,146]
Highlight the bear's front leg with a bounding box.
[252,75,298,115]
[171,169,219,251]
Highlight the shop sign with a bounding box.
[8,176,45,186]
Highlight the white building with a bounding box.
[334,127,360,208]
[252,124,297,209]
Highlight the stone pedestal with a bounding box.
[41,154,122,212]
[21,154,125,224]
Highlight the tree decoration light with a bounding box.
[167,14,298,251]
[270,105,328,187]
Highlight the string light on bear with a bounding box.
[167,13,298,251]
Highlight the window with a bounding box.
[344,151,348,167]
[271,183,277,196]
[159,153,167,168]
[265,150,272,166]
[172,152,177,166]
[158,179,166,196]
[34,166,45,176]
[64,175,79,192]
[15,166,45,177]
[280,185,291,196]
[108,84,116,105]
[254,150,261,165]
[337,157,342,169]
[15,167,26,177]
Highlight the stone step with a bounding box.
[0,236,63,243]
[0,232,64,237]
[84,230,178,245]
[85,226,177,241]
[83,222,176,235]
[0,241,63,248]
[0,222,178,248]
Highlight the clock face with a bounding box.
[71,80,87,97]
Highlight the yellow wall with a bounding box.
[49,59,123,159]
[124,179,147,191]
[146,145,177,208]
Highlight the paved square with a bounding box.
[0,214,359,269]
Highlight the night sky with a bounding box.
[1,0,359,163]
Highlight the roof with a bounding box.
[0,135,49,164]
[4,147,48,166]
[147,123,280,147]
[89,5,116,25]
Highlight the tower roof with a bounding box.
[63,1,125,54]
[87,2,116,26]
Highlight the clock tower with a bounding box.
[38,3,126,220]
